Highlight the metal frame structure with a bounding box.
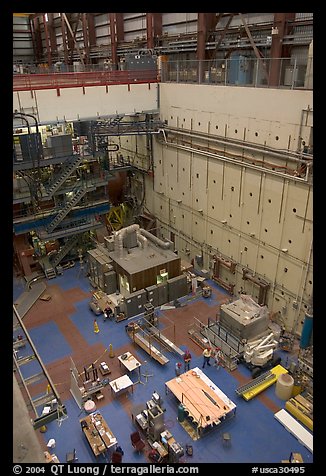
[13,305,67,429]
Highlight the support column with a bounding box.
[32,17,43,64]
[87,13,97,47]
[153,13,162,40]
[269,13,296,87]
[115,13,124,42]
[48,14,57,63]
[61,14,69,65]
[43,14,52,66]
[146,13,154,49]
[82,13,90,65]
[197,13,207,61]
[109,13,118,67]
[197,13,216,82]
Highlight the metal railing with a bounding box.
[13,69,159,92]
[13,57,313,91]
[13,63,127,75]
[161,57,313,90]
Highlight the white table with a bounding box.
[109,374,134,396]
[118,351,141,371]
[118,351,142,383]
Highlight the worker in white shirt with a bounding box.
[202,347,212,368]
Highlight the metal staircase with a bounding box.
[39,256,56,279]
[44,155,84,198]
[45,185,90,233]
[50,234,80,269]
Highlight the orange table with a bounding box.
[165,367,236,430]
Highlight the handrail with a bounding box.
[13,69,159,92]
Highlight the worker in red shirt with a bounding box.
[183,349,192,372]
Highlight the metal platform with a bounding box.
[13,281,47,318]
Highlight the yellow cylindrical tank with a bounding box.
[275,373,294,400]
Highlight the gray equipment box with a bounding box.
[104,235,115,252]
[104,271,117,295]
[47,134,73,157]
[124,289,147,317]
[13,132,43,163]
[167,275,188,302]
[157,283,168,306]
[123,232,138,250]
[125,53,157,71]
[220,297,269,340]
[146,285,159,308]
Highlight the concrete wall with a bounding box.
[159,83,313,151]
[13,83,158,123]
[12,80,313,333]
[145,83,313,334]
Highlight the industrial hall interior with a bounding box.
[13,12,313,465]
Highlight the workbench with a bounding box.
[109,374,134,397]
[118,352,141,382]
[80,412,117,457]
[165,367,236,432]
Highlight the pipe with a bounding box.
[140,228,173,250]
[115,224,140,257]
[164,126,312,165]
[159,138,309,183]
[136,231,148,249]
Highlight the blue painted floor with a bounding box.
[13,266,313,464]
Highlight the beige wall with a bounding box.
[159,83,313,151]
[13,83,158,123]
[13,80,313,333]
[145,83,313,333]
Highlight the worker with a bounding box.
[148,448,160,462]
[175,362,182,376]
[213,347,222,369]
[202,347,212,368]
[103,307,113,321]
[183,349,192,372]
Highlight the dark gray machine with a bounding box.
[125,52,157,71]
[147,403,165,441]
